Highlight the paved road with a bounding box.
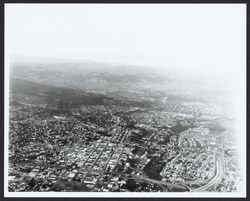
[132,175,191,192]
[132,175,167,191]
[192,153,223,192]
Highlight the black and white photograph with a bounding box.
[4,3,246,197]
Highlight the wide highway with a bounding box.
[192,153,223,192]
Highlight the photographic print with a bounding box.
[4,3,246,197]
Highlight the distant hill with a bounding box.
[9,61,234,107]
[9,79,152,109]
[10,62,174,95]
[9,79,114,108]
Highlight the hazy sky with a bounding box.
[5,4,246,82]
